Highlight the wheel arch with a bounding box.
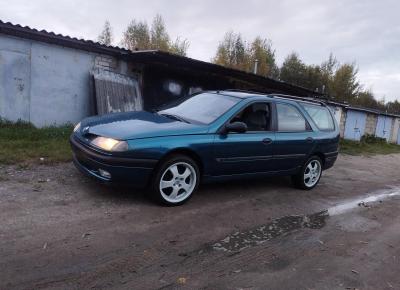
[311,152,326,166]
[156,148,205,176]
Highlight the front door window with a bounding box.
[231,103,271,132]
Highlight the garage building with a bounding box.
[0,20,320,127]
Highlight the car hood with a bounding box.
[80,111,209,140]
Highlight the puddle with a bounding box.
[213,211,328,252]
[213,186,400,252]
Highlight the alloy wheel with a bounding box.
[159,162,196,203]
[304,160,321,188]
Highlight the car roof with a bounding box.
[210,90,325,106]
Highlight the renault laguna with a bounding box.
[70,91,339,205]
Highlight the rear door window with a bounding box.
[301,103,335,131]
[276,103,308,132]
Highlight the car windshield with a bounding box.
[158,93,240,124]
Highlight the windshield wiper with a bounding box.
[159,113,190,124]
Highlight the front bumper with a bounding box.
[70,135,157,187]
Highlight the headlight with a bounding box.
[91,137,128,152]
[73,122,81,132]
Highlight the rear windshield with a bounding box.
[301,103,335,131]
[159,93,240,124]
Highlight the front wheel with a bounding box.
[150,155,200,206]
[292,156,322,190]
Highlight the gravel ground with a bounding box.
[1,154,400,290]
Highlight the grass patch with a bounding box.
[340,135,400,155]
[0,119,73,165]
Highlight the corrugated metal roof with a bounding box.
[0,19,131,57]
[346,106,400,118]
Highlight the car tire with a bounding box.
[150,154,200,206]
[292,155,323,190]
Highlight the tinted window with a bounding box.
[277,103,307,131]
[231,103,271,131]
[301,103,335,131]
[159,93,239,124]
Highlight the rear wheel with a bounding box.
[292,156,322,190]
[150,155,200,205]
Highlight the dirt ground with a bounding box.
[1,154,400,290]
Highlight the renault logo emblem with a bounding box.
[82,126,90,134]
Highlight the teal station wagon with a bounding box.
[70,91,339,205]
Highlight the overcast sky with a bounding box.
[0,0,399,101]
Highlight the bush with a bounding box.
[360,134,386,144]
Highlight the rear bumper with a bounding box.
[323,151,338,170]
[70,135,157,187]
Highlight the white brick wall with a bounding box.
[94,55,117,71]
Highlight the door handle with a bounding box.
[262,138,273,145]
[306,137,314,143]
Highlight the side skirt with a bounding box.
[202,167,301,184]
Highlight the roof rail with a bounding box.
[222,89,268,95]
[271,93,327,106]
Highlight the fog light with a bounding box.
[98,169,111,179]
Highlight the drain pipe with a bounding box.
[253,59,258,74]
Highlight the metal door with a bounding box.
[343,111,367,141]
[397,126,400,145]
[0,50,30,122]
[92,69,143,115]
[375,115,393,141]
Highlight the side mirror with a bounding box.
[224,121,247,134]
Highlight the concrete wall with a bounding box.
[339,109,346,137]
[0,34,129,127]
[328,105,343,130]
[365,113,378,135]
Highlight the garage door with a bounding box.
[397,127,400,145]
[375,115,393,141]
[344,110,367,141]
[0,49,30,122]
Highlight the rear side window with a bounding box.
[276,103,307,132]
[301,103,335,131]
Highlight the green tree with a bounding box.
[170,37,190,56]
[279,52,307,86]
[98,21,113,46]
[386,100,400,114]
[212,31,279,78]
[121,14,189,56]
[248,37,279,78]
[213,31,248,70]
[320,53,338,95]
[354,90,381,109]
[330,63,360,102]
[121,20,151,51]
[150,14,171,51]
[278,52,399,114]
